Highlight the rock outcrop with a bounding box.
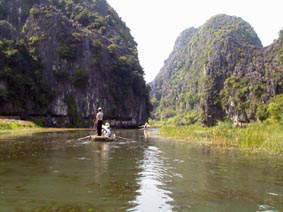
[0,0,151,127]
[151,14,283,126]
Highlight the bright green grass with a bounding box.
[159,121,283,154]
[0,119,39,130]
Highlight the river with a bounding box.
[0,129,282,211]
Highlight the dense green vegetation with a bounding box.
[0,0,150,127]
[0,119,39,130]
[159,122,283,154]
[221,75,267,122]
[64,95,82,128]
[149,111,201,127]
[0,39,53,114]
[1,0,137,55]
[153,94,283,154]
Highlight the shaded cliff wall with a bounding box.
[0,0,151,127]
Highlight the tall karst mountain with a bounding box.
[151,14,283,126]
[0,0,151,127]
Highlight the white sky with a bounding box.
[107,0,283,82]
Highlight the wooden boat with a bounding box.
[90,135,116,142]
[78,134,129,142]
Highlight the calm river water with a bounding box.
[0,129,282,211]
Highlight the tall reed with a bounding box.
[0,119,39,130]
[159,121,283,154]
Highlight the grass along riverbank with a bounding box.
[0,119,39,130]
[157,121,283,154]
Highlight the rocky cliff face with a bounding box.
[0,0,150,127]
[151,14,283,126]
[151,27,197,103]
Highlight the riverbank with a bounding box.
[0,119,40,130]
[156,121,283,154]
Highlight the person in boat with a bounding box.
[144,122,150,129]
[95,107,104,136]
[102,122,111,137]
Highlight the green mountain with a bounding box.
[0,0,151,127]
[151,14,283,126]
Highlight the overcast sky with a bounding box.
[107,0,283,82]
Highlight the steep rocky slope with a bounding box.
[0,0,150,127]
[151,14,283,126]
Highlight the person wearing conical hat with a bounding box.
[95,107,103,136]
[102,122,111,137]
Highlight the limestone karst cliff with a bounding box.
[151,14,283,126]
[0,0,151,127]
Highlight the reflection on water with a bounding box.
[0,129,282,211]
[130,145,173,211]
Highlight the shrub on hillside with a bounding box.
[57,44,77,60]
[267,94,283,123]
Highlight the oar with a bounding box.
[78,135,91,141]
[78,126,97,141]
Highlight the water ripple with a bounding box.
[128,146,173,211]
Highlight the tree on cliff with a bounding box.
[0,0,151,127]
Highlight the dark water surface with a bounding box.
[0,129,282,211]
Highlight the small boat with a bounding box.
[90,135,116,142]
